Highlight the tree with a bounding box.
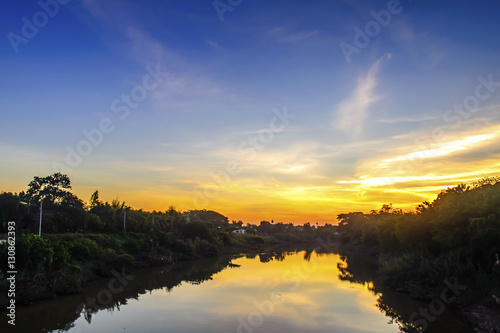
[90,203,117,232]
[337,212,366,244]
[472,176,500,188]
[87,213,105,232]
[185,210,229,229]
[183,216,212,240]
[0,192,23,232]
[231,220,243,228]
[302,222,313,234]
[25,172,72,205]
[90,190,100,208]
[258,221,273,234]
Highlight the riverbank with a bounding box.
[0,232,337,310]
[0,232,259,309]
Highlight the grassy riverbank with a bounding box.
[0,231,270,308]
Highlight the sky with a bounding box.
[1,0,500,224]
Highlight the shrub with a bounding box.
[194,239,219,257]
[99,250,135,272]
[245,235,266,245]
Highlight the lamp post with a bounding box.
[38,199,43,237]
[20,199,43,236]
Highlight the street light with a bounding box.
[20,199,43,237]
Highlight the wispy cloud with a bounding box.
[381,133,497,166]
[124,26,183,68]
[376,115,435,124]
[339,172,493,188]
[333,53,391,135]
[206,39,222,51]
[390,18,449,69]
[266,26,320,43]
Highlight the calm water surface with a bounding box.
[5,249,472,333]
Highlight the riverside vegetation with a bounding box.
[337,176,500,332]
[0,173,338,309]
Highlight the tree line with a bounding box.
[337,176,500,307]
[0,173,337,239]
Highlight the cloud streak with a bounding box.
[266,27,320,43]
[376,115,436,124]
[334,53,391,135]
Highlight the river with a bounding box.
[3,246,472,333]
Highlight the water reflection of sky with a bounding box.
[67,251,400,333]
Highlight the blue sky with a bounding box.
[2,0,500,223]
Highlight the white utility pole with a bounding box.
[38,199,43,237]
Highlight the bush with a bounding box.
[15,234,55,272]
[98,250,135,273]
[215,231,232,245]
[173,239,196,257]
[87,213,105,232]
[124,235,151,254]
[194,239,220,257]
[245,235,266,245]
[52,264,83,294]
[182,221,212,240]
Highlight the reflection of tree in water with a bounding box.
[256,244,322,263]
[11,255,237,333]
[336,251,417,333]
[258,251,289,262]
[338,251,472,333]
[376,294,420,333]
[79,255,234,324]
[258,247,315,263]
[303,250,314,262]
[336,252,377,291]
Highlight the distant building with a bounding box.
[232,228,246,234]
